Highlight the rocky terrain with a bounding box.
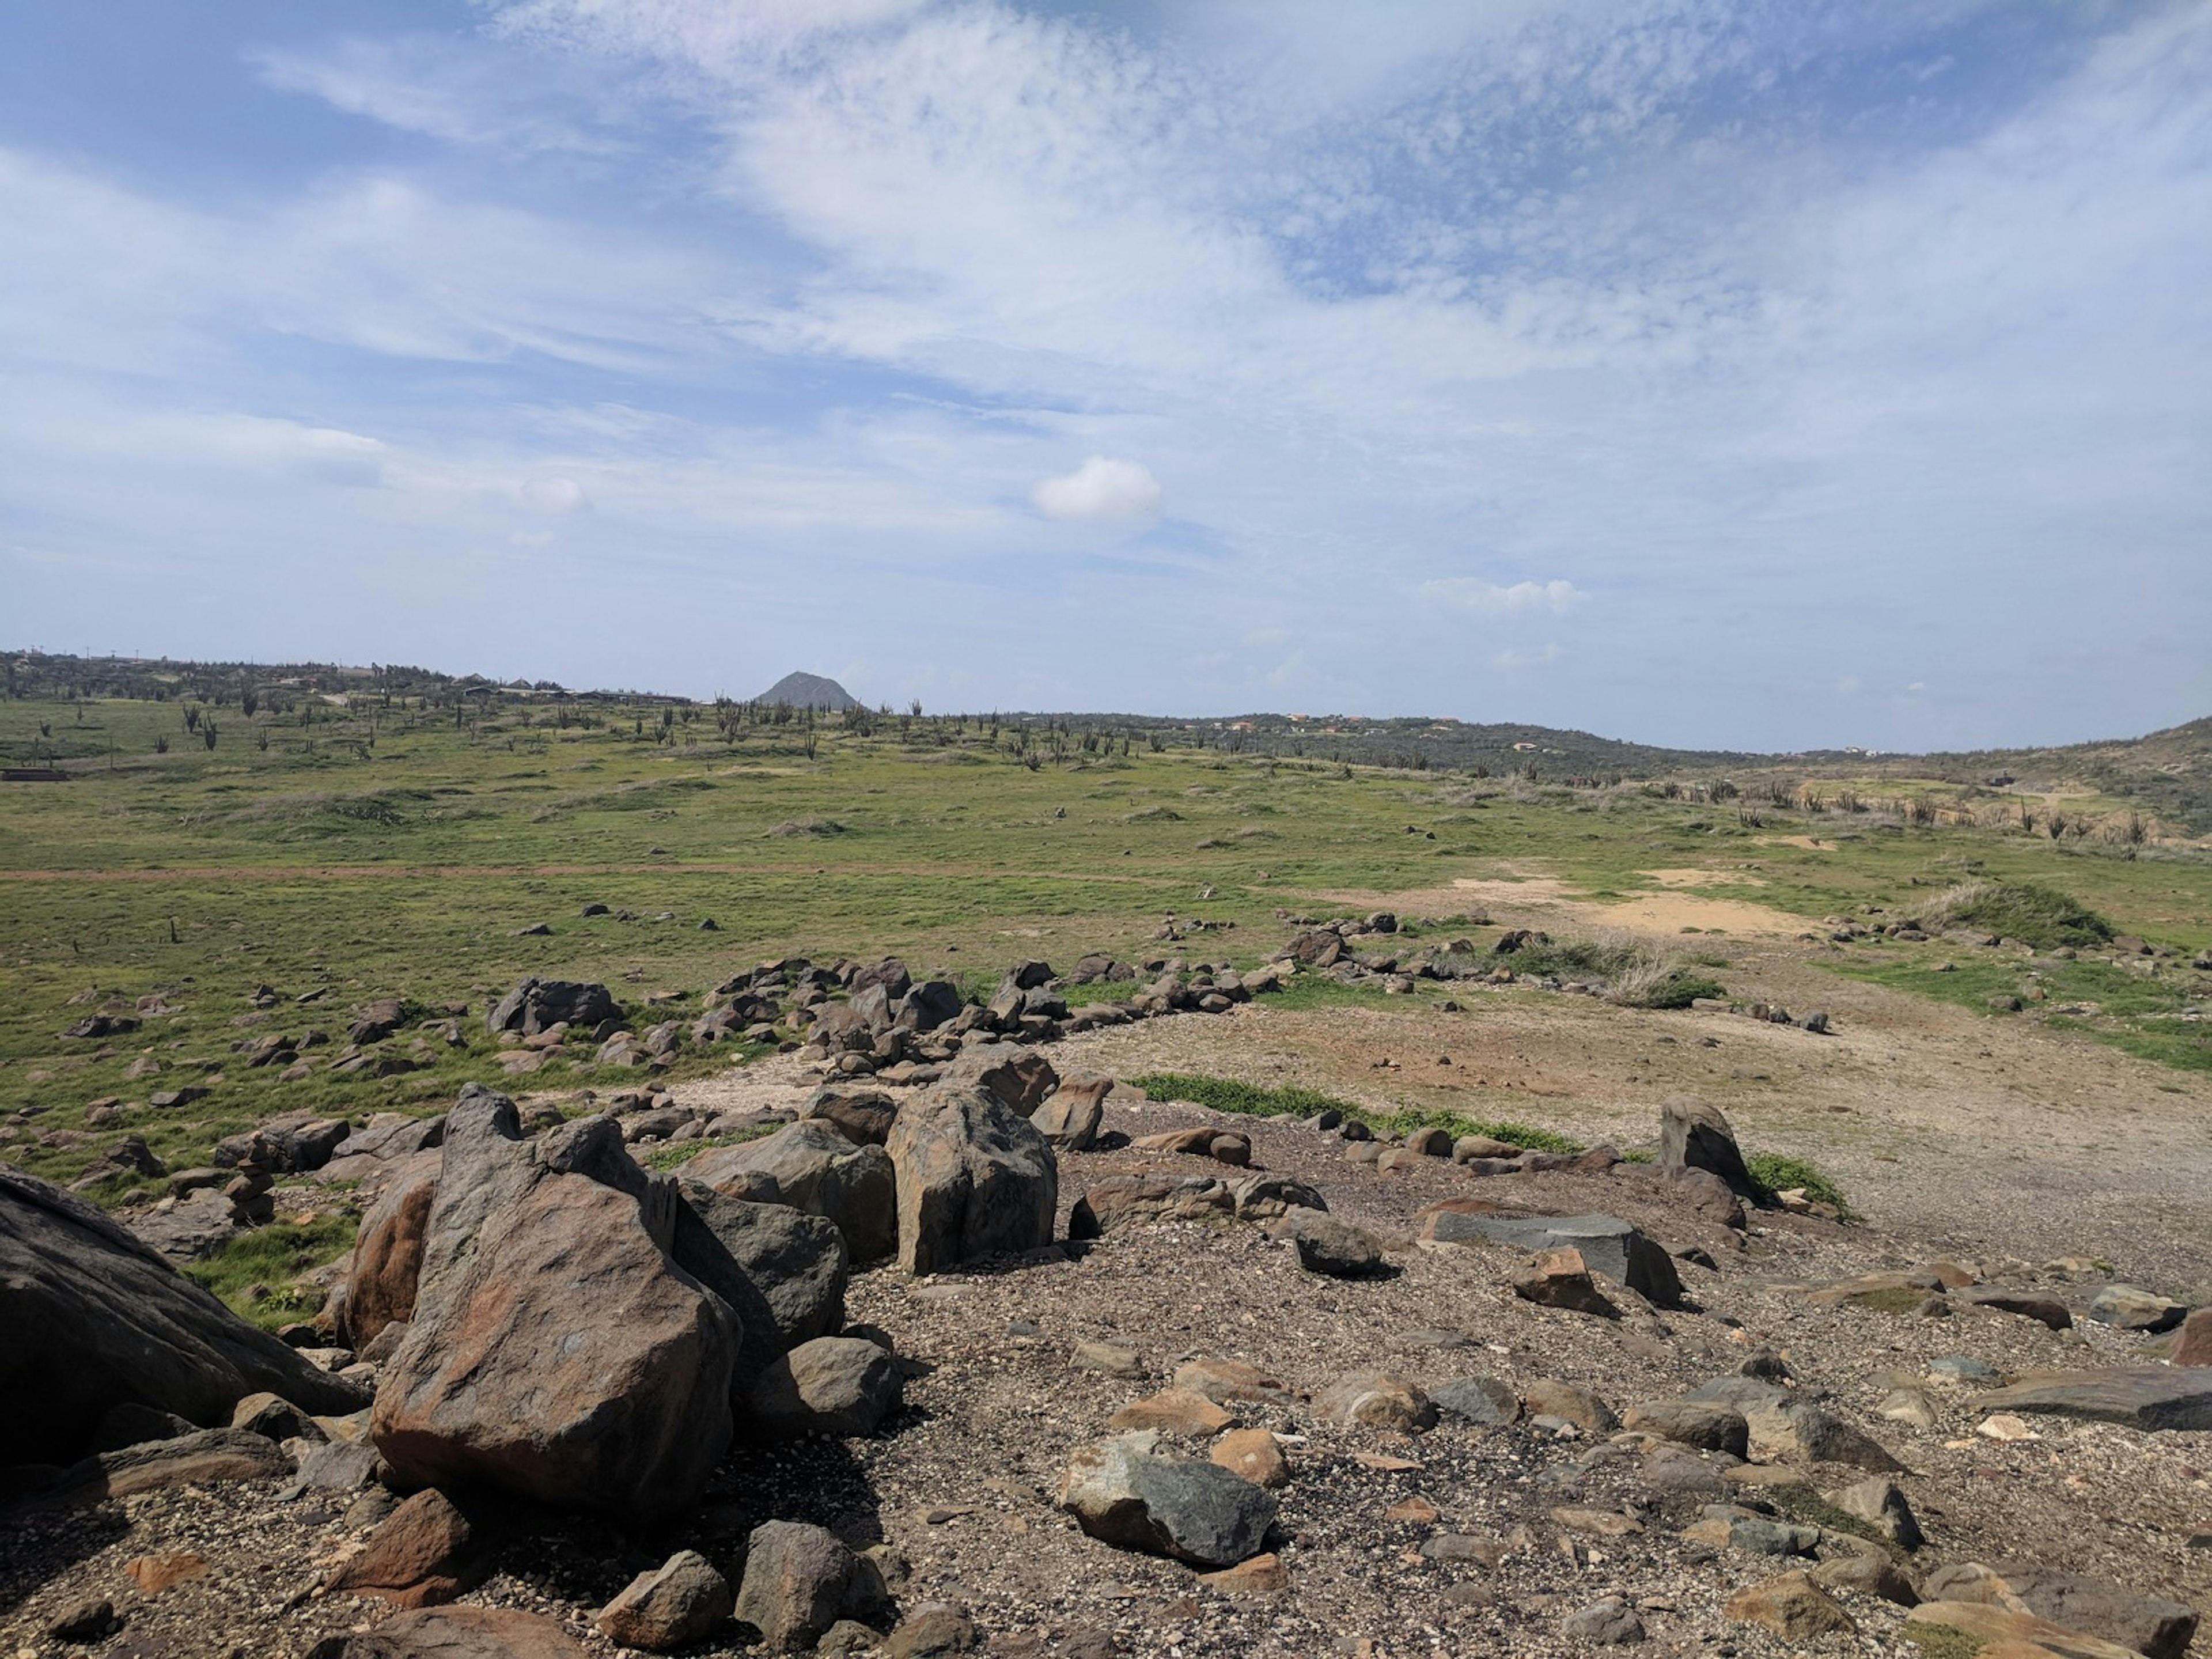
[4,930,2210,1659]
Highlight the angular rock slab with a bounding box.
[885,1084,1056,1275]
[1,1162,365,1466]
[306,1605,589,1659]
[1976,1368,2212,1431]
[339,1150,442,1349]
[371,1092,740,1519]
[1060,1430,1278,1567]
[1907,1601,2141,1659]
[1421,1211,1681,1305]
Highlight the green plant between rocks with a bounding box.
[1745,1152,1855,1218]
[181,1212,358,1331]
[1124,1071,1584,1152]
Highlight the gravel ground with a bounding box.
[6,1080,2209,1659]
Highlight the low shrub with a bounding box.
[1918,877,2113,950]
[1745,1152,1855,1218]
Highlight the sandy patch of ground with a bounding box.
[1057,943,2212,1286]
[1756,834,1840,851]
[1582,891,1803,938]
[1312,865,1804,940]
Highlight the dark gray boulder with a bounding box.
[674,1181,848,1359]
[1659,1099,1758,1198]
[0,1164,366,1467]
[486,979,616,1037]
[1058,1431,1277,1567]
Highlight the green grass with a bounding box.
[181,1213,358,1331]
[2,684,2207,1196]
[639,1123,780,1169]
[1745,1152,1855,1218]
[1831,950,2211,1074]
[1764,1485,1910,1564]
[1126,1072,1359,1120]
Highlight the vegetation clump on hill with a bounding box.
[1918,877,2115,950]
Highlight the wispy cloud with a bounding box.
[1419,578,1588,616]
[1,2,2206,742]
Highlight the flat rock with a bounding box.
[1960,1287,2074,1330]
[1521,1380,1617,1433]
[1431,1376,1520,1426]
[1923,1563,2199,1659]
[1976,1368,2212,1431]
[1423,1211,1681,1305]
[1173,1357,1288,1404]
[2086,1285,2187,1332]
[1561,1598,1645,1645]
[1907,1600,2141,1659]
[1622,1399,1749,1455]
[308,1605,589,1658]
[1313,1370,1435,1433]
[1109,1389,1234,1437]
[1725,1570,1857,1639]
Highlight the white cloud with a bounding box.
[520,476,593,513]
[1492,642,1565,671]
[1418,578,1588,615]
[1030,456,1161,522]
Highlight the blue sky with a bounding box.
[3,0,2206,749]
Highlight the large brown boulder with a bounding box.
[885,1084,1057,1275]
[370,1088,739,1519]
[339,1150,442,1349]
[0,1164,366,1467]
[688,1122,895,1261]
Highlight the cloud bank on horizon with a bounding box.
[1,0,2206,749]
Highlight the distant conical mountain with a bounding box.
[755,671,860,711]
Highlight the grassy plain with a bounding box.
[2,688,2209,1208]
